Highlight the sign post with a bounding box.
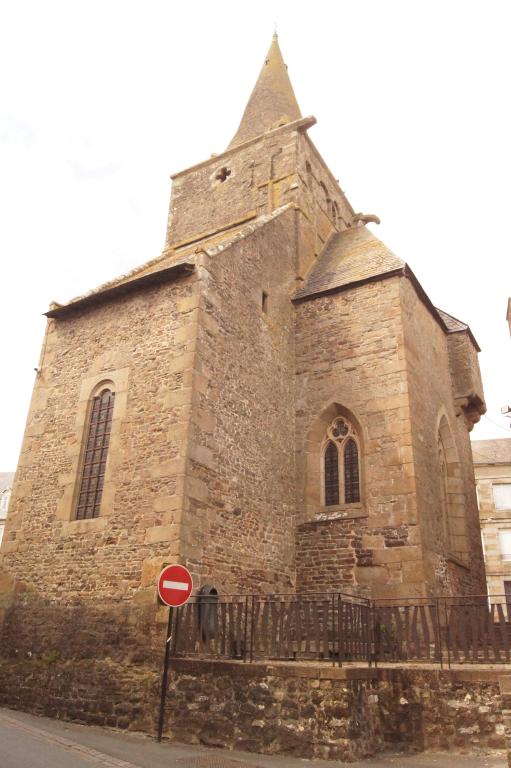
[156,564,193,742]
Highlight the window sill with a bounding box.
[61,517,107,536]
[315,506,367,522]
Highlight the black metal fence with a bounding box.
[166,592,511,667]
[374,595,511,665]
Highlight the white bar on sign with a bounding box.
[163,580,189,591]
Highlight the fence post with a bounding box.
[444,598,451,669]
[249,595,255,663]
[372,601,379,668]
[338,594,343,667]
[331,594,336,667]
[243,595,249,662]
[366,599,372,668]
[435,596,443,669]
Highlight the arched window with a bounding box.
[323,417,361,506]
[344,438,360,503]
[75,388,115,520]
[324,441,340,506]
[437,415,468,562]
[438,437,449,545]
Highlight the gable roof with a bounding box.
[45,260,195,319]
[228,34,302,150]
[44,206,295,319]
[472,439,511,465]
[293,226,405,301]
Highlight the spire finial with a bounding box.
[227,34,302,149]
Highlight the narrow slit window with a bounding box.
[324,441,340,506]
[344,438,360,503]
[262,291,268,314]
[75,388,115,520]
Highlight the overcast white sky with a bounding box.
[1,0,510,469]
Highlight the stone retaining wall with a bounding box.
[164,661,509,760]
[0,656,509,761]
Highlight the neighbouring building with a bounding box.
[0,473,14,547]
[473,438,511,602]
[0,35,487,666]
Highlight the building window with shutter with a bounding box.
[322,417,361,507]
[75,388,115,520]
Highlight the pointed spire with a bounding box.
[227,34,302,149]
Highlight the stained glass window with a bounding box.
[324,441,340,506]
[344,438,360,504]
[75,388,115,520]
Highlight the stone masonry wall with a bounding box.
[165,126,351,286]
[294,276,424,599]
[166,127,302,249]
[179,210,299,593]
[399,278,486,596]
[0,271,201,648]
[295,517,367,593]
[0,656,508,761]
[446,330,485,412]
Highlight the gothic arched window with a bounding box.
[323,417,361,506]
[344,438,360,503]
[75,388,115,520]
[324,441,340,506]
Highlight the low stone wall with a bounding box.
[164,661,509,759]
[0,658,158,732]
[166,662,385,760]
[0,655,509,761]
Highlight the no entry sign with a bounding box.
[157,564,193,608]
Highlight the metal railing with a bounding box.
[374,595,511,666]
[166,592,511,667]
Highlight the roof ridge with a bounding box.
[201,204,295,258]
[47,206,295,313]
[48,248,179,311]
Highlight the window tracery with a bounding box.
[323,417,361,506]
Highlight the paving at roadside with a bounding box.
[0,707,506,768]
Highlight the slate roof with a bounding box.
[45,206,295,318]
[436,309,468,332]
[472,439,511,465]
[293,226,405,301]
[228,34,302,150]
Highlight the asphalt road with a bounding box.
[0,707,506,768]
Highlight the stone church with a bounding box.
[0,35,487,645]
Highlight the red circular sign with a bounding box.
[157,564,193,607]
